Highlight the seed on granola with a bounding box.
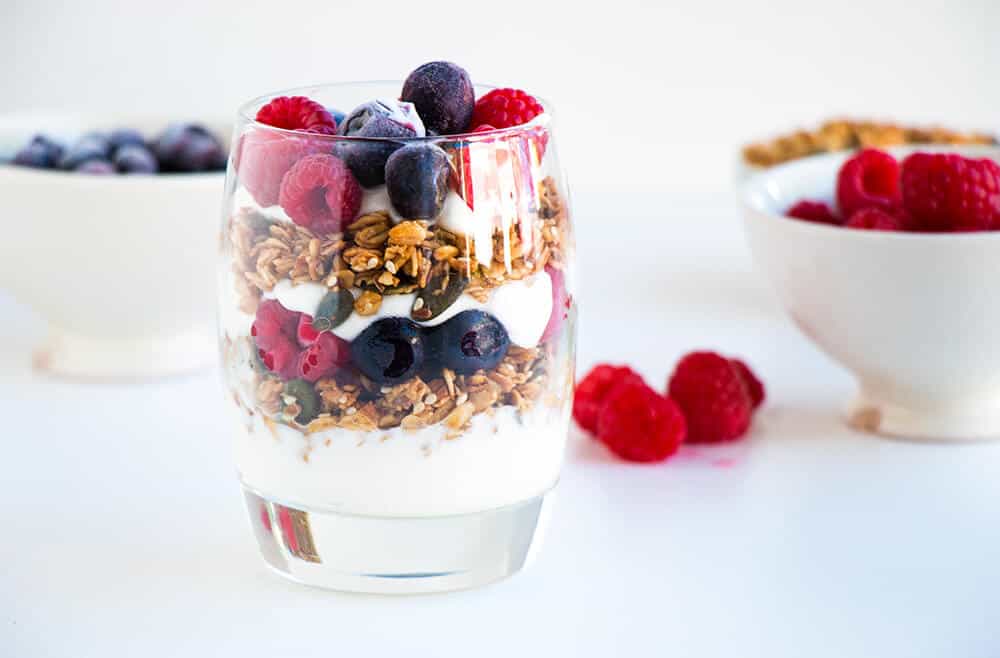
[412,401,426,414]
[283,379,319,425]
[346,406,357,416]
[384,260,397,274]
[424,393,438,405]
[455,392,469,405]
[354,290,382,316]
[411,263,468,322]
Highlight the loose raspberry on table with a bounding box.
[471,88,544,130]
[730,359,765,410]
[786,199,839,225]
[235,131,326,207]
[573,364,644,434]
[278,153,362,235]
[256,96,338,135]
[596,380,687,463]
[667,351,753,444]
[845,207,905,231]
[296,330,350,383]
[836,148,901,218]
[900,152,1000,232]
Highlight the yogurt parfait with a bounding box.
[218,62,575,592]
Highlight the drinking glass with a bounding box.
[218,82,576,593]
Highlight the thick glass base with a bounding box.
[242,484,554,594]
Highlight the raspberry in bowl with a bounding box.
[0,113,228,377]
[742,144,1000,441]
[218,63,575,593]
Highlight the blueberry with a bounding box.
[384,143,450,219]
[152,123,227,172]
[107,128,146,152]
[350,317,425,384]
[74,159,116,175]
[426,310,509,375]
[400,61,474,135]
[12,135,64,168]
[113,144,159,174]
[58,133,111,170]
[336,100,425,187]
[338,99,425,137]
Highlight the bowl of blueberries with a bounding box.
[0,114,229,378]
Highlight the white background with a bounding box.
[3,2,1000,657]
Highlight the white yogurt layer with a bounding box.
[263,271,553,348]
[232,185,293,222]
[233,402,570,517]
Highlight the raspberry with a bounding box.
[251,299,300,351]
[845,207,905,231]
[836,148,901,218]
[278,154,362,234]
[901,152,1000,232]
[471,88,544,130]
[667,351,753,444]
[573,364,643,434]
[235,131,325,207]
[786,199,839,225]
[255,96,337,135]
[596,380,686,463]
[258,336,299,381]
[296,330,350,383]
[296,314,320,347]
[730,359,765,410]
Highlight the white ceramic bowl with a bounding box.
[742,145,1000,441]
[0,113,227,378]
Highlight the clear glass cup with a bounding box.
[217,82,576,593]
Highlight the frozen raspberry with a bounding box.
[901,152,1000,232]
[836,149,901,218]
[667,351,753,444]
[596,380,686,463]
[278,153,362,234]
[472,88,544,130]
[258,336,299,381]
[730,359,765,410]
[235,131,326,207]
[251,299,300,350]
[573,364,643,434]
[296,330,350,383]
[786,199,839,225]
[296,314,320,347]
[845,207,905,231]
[256,96,337,135]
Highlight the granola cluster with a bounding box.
[742,118,996,168]
[223,176,571,440]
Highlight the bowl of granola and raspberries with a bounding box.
[218,62,575,593]
[742,143,1000,441]
[0,115,229,377]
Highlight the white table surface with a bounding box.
[3,190,999,658]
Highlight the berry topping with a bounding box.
[152,123,227,172]
[13,135,64,168]
[75,159,116,175]
[540,265,570,342]
[836,148,901,218]
[59,133,111,170]
[572,364,643,434]
[336,100,422,187]
[385,143,450,219]
[596,380,687,463]
[426,310,510,375]
[107,128,146,152]
[900,152,1000,232]
[730,359,765,410]
[296,330,350,383]
[255,96,337,135]
[667,351,753,444]
[786,199,839,225]
[282,379,320,424]
[400,61,475,135]
[278,153,362,234]
[350,317,426,384]
[235,131,323,207]
[845,207,905,231]
[471,88,544,130]
[113,144,159,174]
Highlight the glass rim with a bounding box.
[236,80,554,143]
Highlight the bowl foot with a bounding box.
[33,326,216,380]
[847,390,1000,442]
